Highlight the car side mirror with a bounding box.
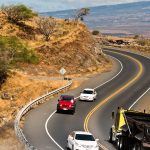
[95,139,99,142]
[112,111,115,119]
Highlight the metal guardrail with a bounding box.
[14,81,72,150]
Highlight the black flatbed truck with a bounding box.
[109,107,150,150]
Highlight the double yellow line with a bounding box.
[84,51,144,134]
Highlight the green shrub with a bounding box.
[0,61,9,86]
[134,35,140,39]
[92,30,100,35]
[0,36,39,85]
[1,4,37,23]
[0,36,40,64]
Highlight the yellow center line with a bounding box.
[84,51,144,136]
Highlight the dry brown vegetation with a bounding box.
[0,71,68,150]
[97,35,150,56]
[0,11,111,75]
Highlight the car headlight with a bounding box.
[94,144,99,149]
[95,145,99,148]
[75,142,81,147]
[89,96,94,99]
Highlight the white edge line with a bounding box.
[117,49,150,110]
[94,55,123,90]
[105,49,150,111]
[129,87,150,110]
[45,54,123,150]
[45,110,64,150]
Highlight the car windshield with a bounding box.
[75,134,95,141]
[61,96,73,101]
[83,90,93,94]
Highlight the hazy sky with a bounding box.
[0,0,149,12]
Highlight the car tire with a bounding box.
[91,98,95,102]
[117,136,122,150]
[109,128,113,143]
[66,142,70,150]
[57,109,60,113]
[117,136,126,150]
[72,145,74,150]
[71,109,75,115]
[133,141,142,150]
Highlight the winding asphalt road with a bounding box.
[23,49,150,150]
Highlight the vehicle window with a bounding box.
[75,134,95,141]
[61,96,74,101]
[83,90,93,94]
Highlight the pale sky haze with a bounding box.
[0,0,149,12]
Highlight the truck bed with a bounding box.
[125,111,150,127]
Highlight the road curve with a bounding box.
[23,49,150,150]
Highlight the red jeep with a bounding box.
[57,95,76,114]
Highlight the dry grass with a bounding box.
[0,71,68,127]
[0,121,25,150]
[97,35,150,56]
[0,71,69,150]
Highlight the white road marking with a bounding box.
[45,110,64,150]
[129,87,150,110]
[125,50,150,110]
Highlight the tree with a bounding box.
[0,44,13,86]
[134,34,140,39]
[75,8,90,21]
[36,17,56,41]
[1,4,37,23]
[92,30,100,35]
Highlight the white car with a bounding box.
[67,131,99,150]
[79,88,97,101]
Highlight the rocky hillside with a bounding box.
[0,11,110,76]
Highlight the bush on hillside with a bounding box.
[134,34,140,39]
[1,4,37,24]
[0,36,39,85]
[137,38,150,46]
[0,36,39,64]
[0,60,9,87]
[36,17,56,41]
[92,30,100,35]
